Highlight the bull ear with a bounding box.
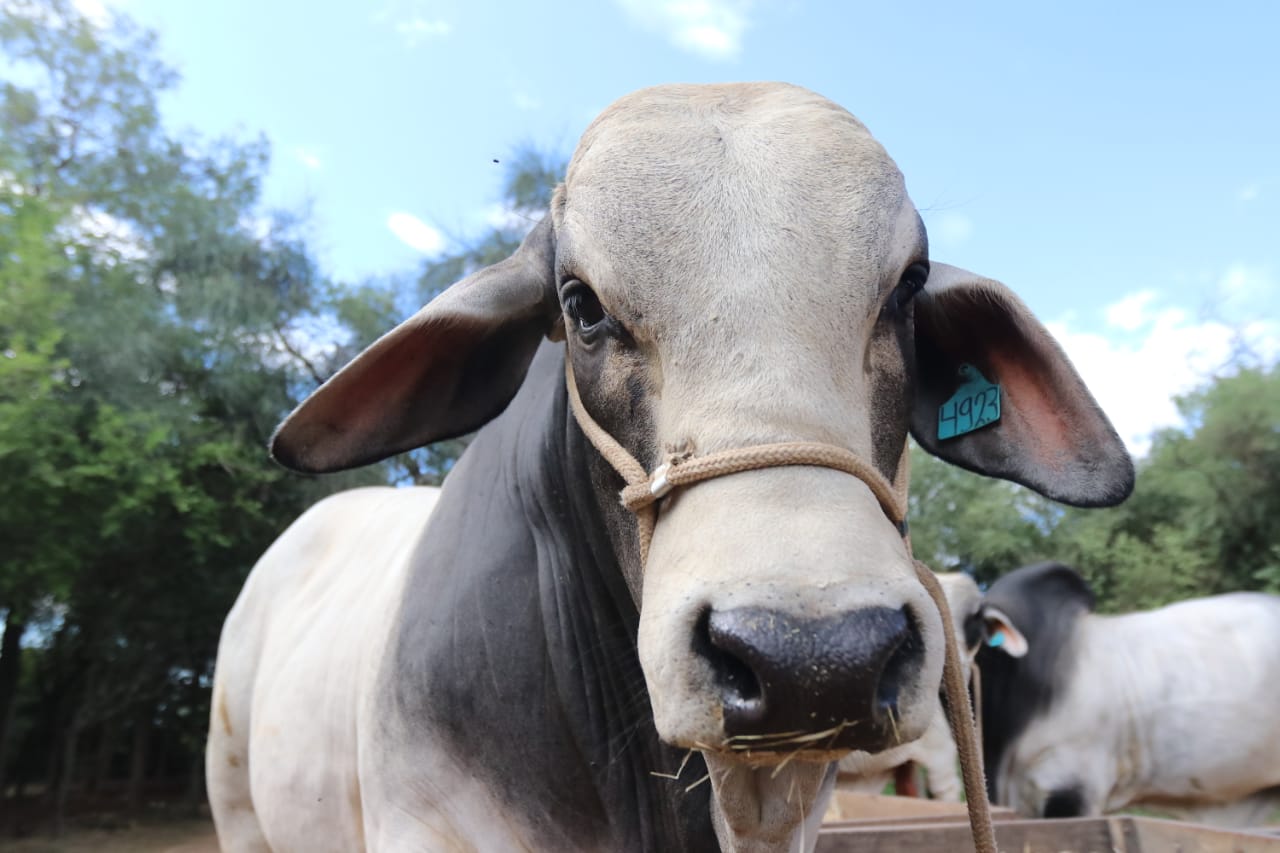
[980,606,1028,658]
[271,216,558,473]
[910,262,1134,507]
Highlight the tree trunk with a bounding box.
[51,714,81,838]
[183,753,203,817]
[0,613,27,806]
[88,722,114,801]
[125,710,148,816]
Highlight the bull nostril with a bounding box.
[693,609,764,717]
[875,609,923,718]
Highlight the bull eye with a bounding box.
[562,280,609,336]
[890,262,929,317]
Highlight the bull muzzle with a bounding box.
[697,605,924,753]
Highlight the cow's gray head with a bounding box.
[973,561,1097,812]
[271,83,1132,848]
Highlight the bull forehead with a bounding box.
[560,83,912,300]
[556,82,923,451]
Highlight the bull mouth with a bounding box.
[711,718,901,758]
[721,726,874,757]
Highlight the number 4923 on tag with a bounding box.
[938,364,1002,441]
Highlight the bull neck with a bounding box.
[518,343,716,851]
[399,340,716,852]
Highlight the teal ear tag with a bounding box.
[987,631,1005,648]
[938,364,1001,440]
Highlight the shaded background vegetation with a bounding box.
[1,0,1276,839]
[0,0,561,836]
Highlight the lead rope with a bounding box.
[911,561,997,853]
[563,355,997,853]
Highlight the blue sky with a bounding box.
[72,0,1280,451]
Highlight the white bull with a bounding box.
[976,562,1280,823]
[209,84,1132,852]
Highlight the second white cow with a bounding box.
[976,562,1280,822]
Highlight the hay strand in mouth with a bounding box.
[886,706,901,746]
[770,745,803,779]
[649,748,695,781]
[724,730,807,743]
[684,772,711,793]
[732,717,860,753]
[724,719,858,754]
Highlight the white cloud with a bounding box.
[71,0,110,27]
[1213,264,1277,333]
[616,0,752,61]
[932,213,974,250]
[387,212,444,254]
[1216,263,1271,302]
[1103,289,1157,331]
[374,1,452,45]
[1049,287,1279,456]
[512,91,541,112]
[1237,184,1260,202]
[394,17,451,45]
[294,147,322,170]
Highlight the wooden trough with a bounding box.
[818,794,1280,852]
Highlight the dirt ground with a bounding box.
[0,819,217,853]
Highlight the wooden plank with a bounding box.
[822,791,1015,822]
[1130,816,1280,852]
[816,816,1120,853]
[815,815,1280,853]
[823,811,1019,830]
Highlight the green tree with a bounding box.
[0,0,380,828]
[906,445,1061,586]
[0,157,78,789]
[1053,365,1280,612]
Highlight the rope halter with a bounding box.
[564,358,909,564]
[563,352,997,853]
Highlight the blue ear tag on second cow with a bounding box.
[938,364,1002,440]
[987,631,1006,648]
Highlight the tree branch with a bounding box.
[272,324,326,386]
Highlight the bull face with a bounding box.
[558,86,945,757]
[270,83,1132,848]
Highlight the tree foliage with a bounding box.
[0,0,380,830]
[906,450,1059,587]
[1050,365,1280,611]
[0,0,568,831]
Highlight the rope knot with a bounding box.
[619,441,699,512]
[620,462,673,512]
